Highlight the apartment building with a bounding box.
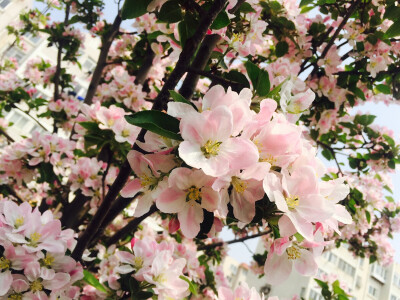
[223,239,400,300]
[0,0,100,140]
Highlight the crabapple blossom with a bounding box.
[157,168,220,238]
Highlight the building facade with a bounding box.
[223,240,400,300]
[0,0,100,140]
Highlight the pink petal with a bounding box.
[264,252,292,285]
[201,187,220,212]
[294,249,318,276]
[178,204,203,239]
[230,192,255,224]
[157,187,186,213]
[0,271,12,296]
[120,179,142,198]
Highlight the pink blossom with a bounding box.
[157,168,220,238]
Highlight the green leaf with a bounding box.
[266,77,288,99]
[79,121,101,132]
[294,232,304,242]
[385,19,400,38]
[369,255,377,264]
[354,114,376,126]
[121,0,151,20]
[356,41,364,52]
[300,6,315,13]
[169,90,195,107]
[179,276,198,295]
[321,148,333,161]
[384,5,400,20]
[132,291,154,300]
[211,11,230,29]
[332,280,346,296]
[83,270,108,293]
[376,84,391,94]
[383,134,395,147]
[388,159,396,169]
[245,61,260,89]
[365,210,371,224]
[239,2,256,13]
[125,111,183,141]
[255,69,271,96]
[314,279,329,290]
[158,1,182,23]
[224,70,250,88]
[245,61,270,96]
[386,195,395,203]
[299,0,313,7]
[383,184,393,194]
[275,41,289,57]
[351,86,366,100]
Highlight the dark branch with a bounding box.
[198,230,273,250]
[105,205,158,246]
[84,13,122,104]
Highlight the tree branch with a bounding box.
[84,13,123,104]
[89,194,142,246]
[198,230,272,250]
[105,204,158,246]
[52,3,71,116]
[186,67,244,91]
[0,128,14,143]
[179,34,221,99]
[178,1,244,99]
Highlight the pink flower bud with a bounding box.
[130,237,139,250]
[168,218,180,234]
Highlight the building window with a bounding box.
[391,295,397,300]
[0,0,11,9]
[394,274,400,288]
[328,253,338,264]
[338,258,355,276]
[230,264,237,274]
[7,110,29,129]
[4,47,25,63]
[371,263,387,283]
[83,57,96,73]
[368,285,379,298]
[24,32,42,45]
[309,289,323,300]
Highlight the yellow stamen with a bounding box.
[28,232,42,247]
[15,216,24,228]
[134,256,144,269]
[139,174,158,189]
[186,186,202,203]
[285,195,299,209]
[8,294,22,300]
[42,254,55,267]
[0,257,11,270]
[154,273,168,284]
[122,129,130,137]
[201,140,222,158]
[232,176,248,194]
[30,280,43,292]
[286,246,301,260]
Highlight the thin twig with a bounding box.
[198,230,273,250]
[105,205,158,246]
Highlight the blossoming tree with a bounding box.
[0,0,400,298]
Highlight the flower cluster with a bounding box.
[0,199,83,298]
[120,85,351,283]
